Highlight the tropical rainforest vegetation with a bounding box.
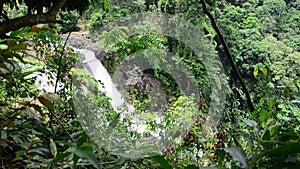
[0,0,299,168]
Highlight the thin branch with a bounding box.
[52,13,82,143]
[199,0,255,112]
[53,31,71,93]
[54,16,81,93]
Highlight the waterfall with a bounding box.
[76,49,136,118]
[30,48,135,115]
[31,48,145,134]
[30,48,187,156]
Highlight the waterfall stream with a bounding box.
[75,49,148,134]
[32,48,135,114]
[32,48,146,133]
[76,49,135,115]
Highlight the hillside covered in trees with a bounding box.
[0,0,299,168]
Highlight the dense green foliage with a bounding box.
[0,0,299,168]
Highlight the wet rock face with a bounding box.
[114,64,168,113]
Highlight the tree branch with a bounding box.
[199,0,255,112]
[0,0,67,36]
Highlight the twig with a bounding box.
[52,15,81,142]
[54,16,81,93]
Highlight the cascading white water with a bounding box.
[76,49,136,115]
[75,49,150,135]
[28,48,146,133]
[26,47,134,114]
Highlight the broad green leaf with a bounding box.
[74,148,100,169]
[258,98,264,107]
[4,51,25,62]
[28,147,49,155]
[259,67,267,75]
[1,131,7,139]
[43,92,64,105]
[15,150,26,160]
[27,31,36,37]
[46,161,54,169]
[23,58,45,66]
[278,104,286,109]
[284,88,290,96]
[50,139,57,158]
[152,155,172,169]
[0,44,8,50]
[9,27,30,37]
[19,92,27,98]
[253,67,259,77]
[22,66,44,77]
[267,99,275,109]
[293,80,299,89]
[38,95,54,111]
[54,151,71,163]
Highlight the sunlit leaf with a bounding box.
[259,67,267,75]
[253,67,259,77]
[42,92,64,105]
[50,139,57,158]
[10,26,31,37]
[0,44,8,50]
[258,98,264,107]
[27,31,36,37]
[4,51,25,62]
[103,0,110,11]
